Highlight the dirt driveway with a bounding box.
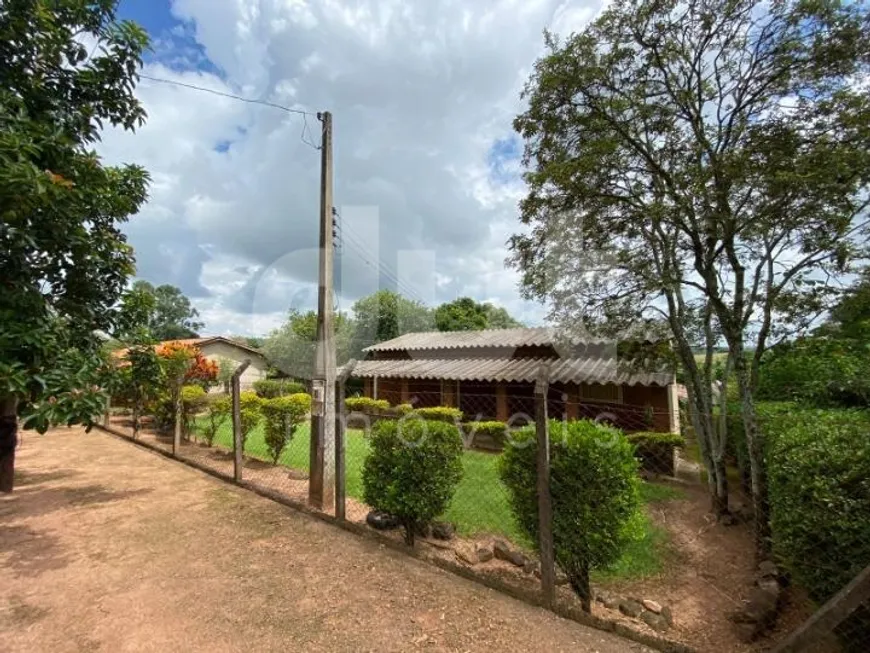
[0,427,647,653]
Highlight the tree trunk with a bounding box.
[568,562,592,613]
[403,519,415,547]
[132,397,140,439]
[0,396,20,493]
[732,349,772,560]
[684,378,730,517]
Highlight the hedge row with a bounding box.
[252,378,306,399]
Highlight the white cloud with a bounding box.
[99,0,605,335]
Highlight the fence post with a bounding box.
[173,376,182,457]
[231,359,251,483]
[335,359,356,520]
[102,394,111,429]
[773,564,870,653]
[535,364,555,607]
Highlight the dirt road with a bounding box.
[1,427,644,653]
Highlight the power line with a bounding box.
[138,73,321,150]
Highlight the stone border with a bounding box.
[95,423,697,653]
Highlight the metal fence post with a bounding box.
[335,359,356,520]
[231,359,251,482]
[535,364,555,607]
[173,378,182,457]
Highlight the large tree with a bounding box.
[511,0,870,556]
[350,290,434,354]
[0,0,150,491]
[434,297,524,331]
[129,280,204,341]
[263,309,354,379]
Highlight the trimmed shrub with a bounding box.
[253,378,306,399]
[238,391,263,452]
[766,407,870,649]
[394,403,414,416]
[626,431,685,476]
[345,396,390,413]
[463,420,508,450]
[362,419,464,545]
[411,406,463,423]
[261,393,311,463]
[499,419,642,612]
[180,384,207,438]
[198,394,230,447]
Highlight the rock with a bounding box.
[642,599,663,614]
[523,559,539,575]
[641,611,670,632]
[493,539,527,567]
[432,521,455,540]
[758,578,781,601]
[603,595,621,611]
[455,543,479,566]
[287,468,309,480]
[661,606,674,626]
[414,521,432,538]
[476,544,494,563]
[757,560,779,581]
[555,569,569,586]
[366,510,400,530]
[619,599,644,619]
[719,513,738,526]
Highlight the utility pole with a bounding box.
[309,111,335,510]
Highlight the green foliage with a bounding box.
[463,421,508,447]
[261,393,311,463]
[215,357,235,392]
[410,406,464,423]
[0,0,151,446]
[345,396,390,413]
[123,345,163,433]
[262,308,355,377]
[499,419,641,609]
[129,280,203,341]
[199,394,230,447]
[394,403,414,416]
[180,384,207,438]
[625,431,685,448]
[252,378,306,399]
[362,419,464,545]
[435,297,522,331]
[238,391,262,451]
[350,290,434,354]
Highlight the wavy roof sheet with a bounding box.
[348,357,674,386]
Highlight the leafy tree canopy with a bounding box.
[350,290,434,353]
[434,297,523,332]
[126,280,204,341]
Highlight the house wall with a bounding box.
[198,342,268,392]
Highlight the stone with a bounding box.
[642,599,663,614]
[523,559,539,575]
[719,513,738,526]
[555,570,569,586]
[603,596,621,611]
[455,543,479,566]
[432,522,455,541]
[618,599,644,619]
[287,468,309,480]
[493,539,527,567]
[661,606,674,626]
[414,521,433,539]
[476,544,494,563]
[366,510,400,530]
[641,611,670,632]
[757,560,780,581]
[758,578,781,601]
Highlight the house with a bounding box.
[115,336,270,391]
[350,327,679,433]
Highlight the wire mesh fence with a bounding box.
[100,378,870,653]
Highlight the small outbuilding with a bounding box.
[351,327,679,433]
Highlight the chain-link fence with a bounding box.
[100,377,870,653]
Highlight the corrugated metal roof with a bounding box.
[362,326,654,352]
[346,357,674,386]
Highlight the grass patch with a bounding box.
[195,419,676,581]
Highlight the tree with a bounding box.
[124,345,163,438]
[499,419,641,612]
[261,393,311,463]
[350,290,434,355]
[263,309,354,379]
[511,0,870,557]
[435,297,489,331]
[483,304,523,329]
[0,0,150,492]
[130,280,204,341]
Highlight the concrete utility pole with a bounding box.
[309,111,336,510]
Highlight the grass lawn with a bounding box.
[196,419,682,581]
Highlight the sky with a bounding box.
[100,0,605,336]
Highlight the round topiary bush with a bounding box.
[362,418,464,545]
[261,393,311,463]
[499,419,641,612]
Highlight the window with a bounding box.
[579,383,622,403]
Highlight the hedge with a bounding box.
[261,393,311,463]
[463,421,508,450]
[411,406,463,423]
[626,431,685,476]
[345,396,390,413]
[252,378,306,399]
[362,418,464,545]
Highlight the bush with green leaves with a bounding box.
[252,378,306,399]
[362,419,464,545]
[626,430,685,476]
[463,420,508,449]
[410,406,463,423]
[765,406,870,648]
[198,394,230,447]
[238,390,262,452]
[345,396,390,413]
[499,419,641,612]
[261,393,311,463]
[179,385,207,439]
[394,403,414,416]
